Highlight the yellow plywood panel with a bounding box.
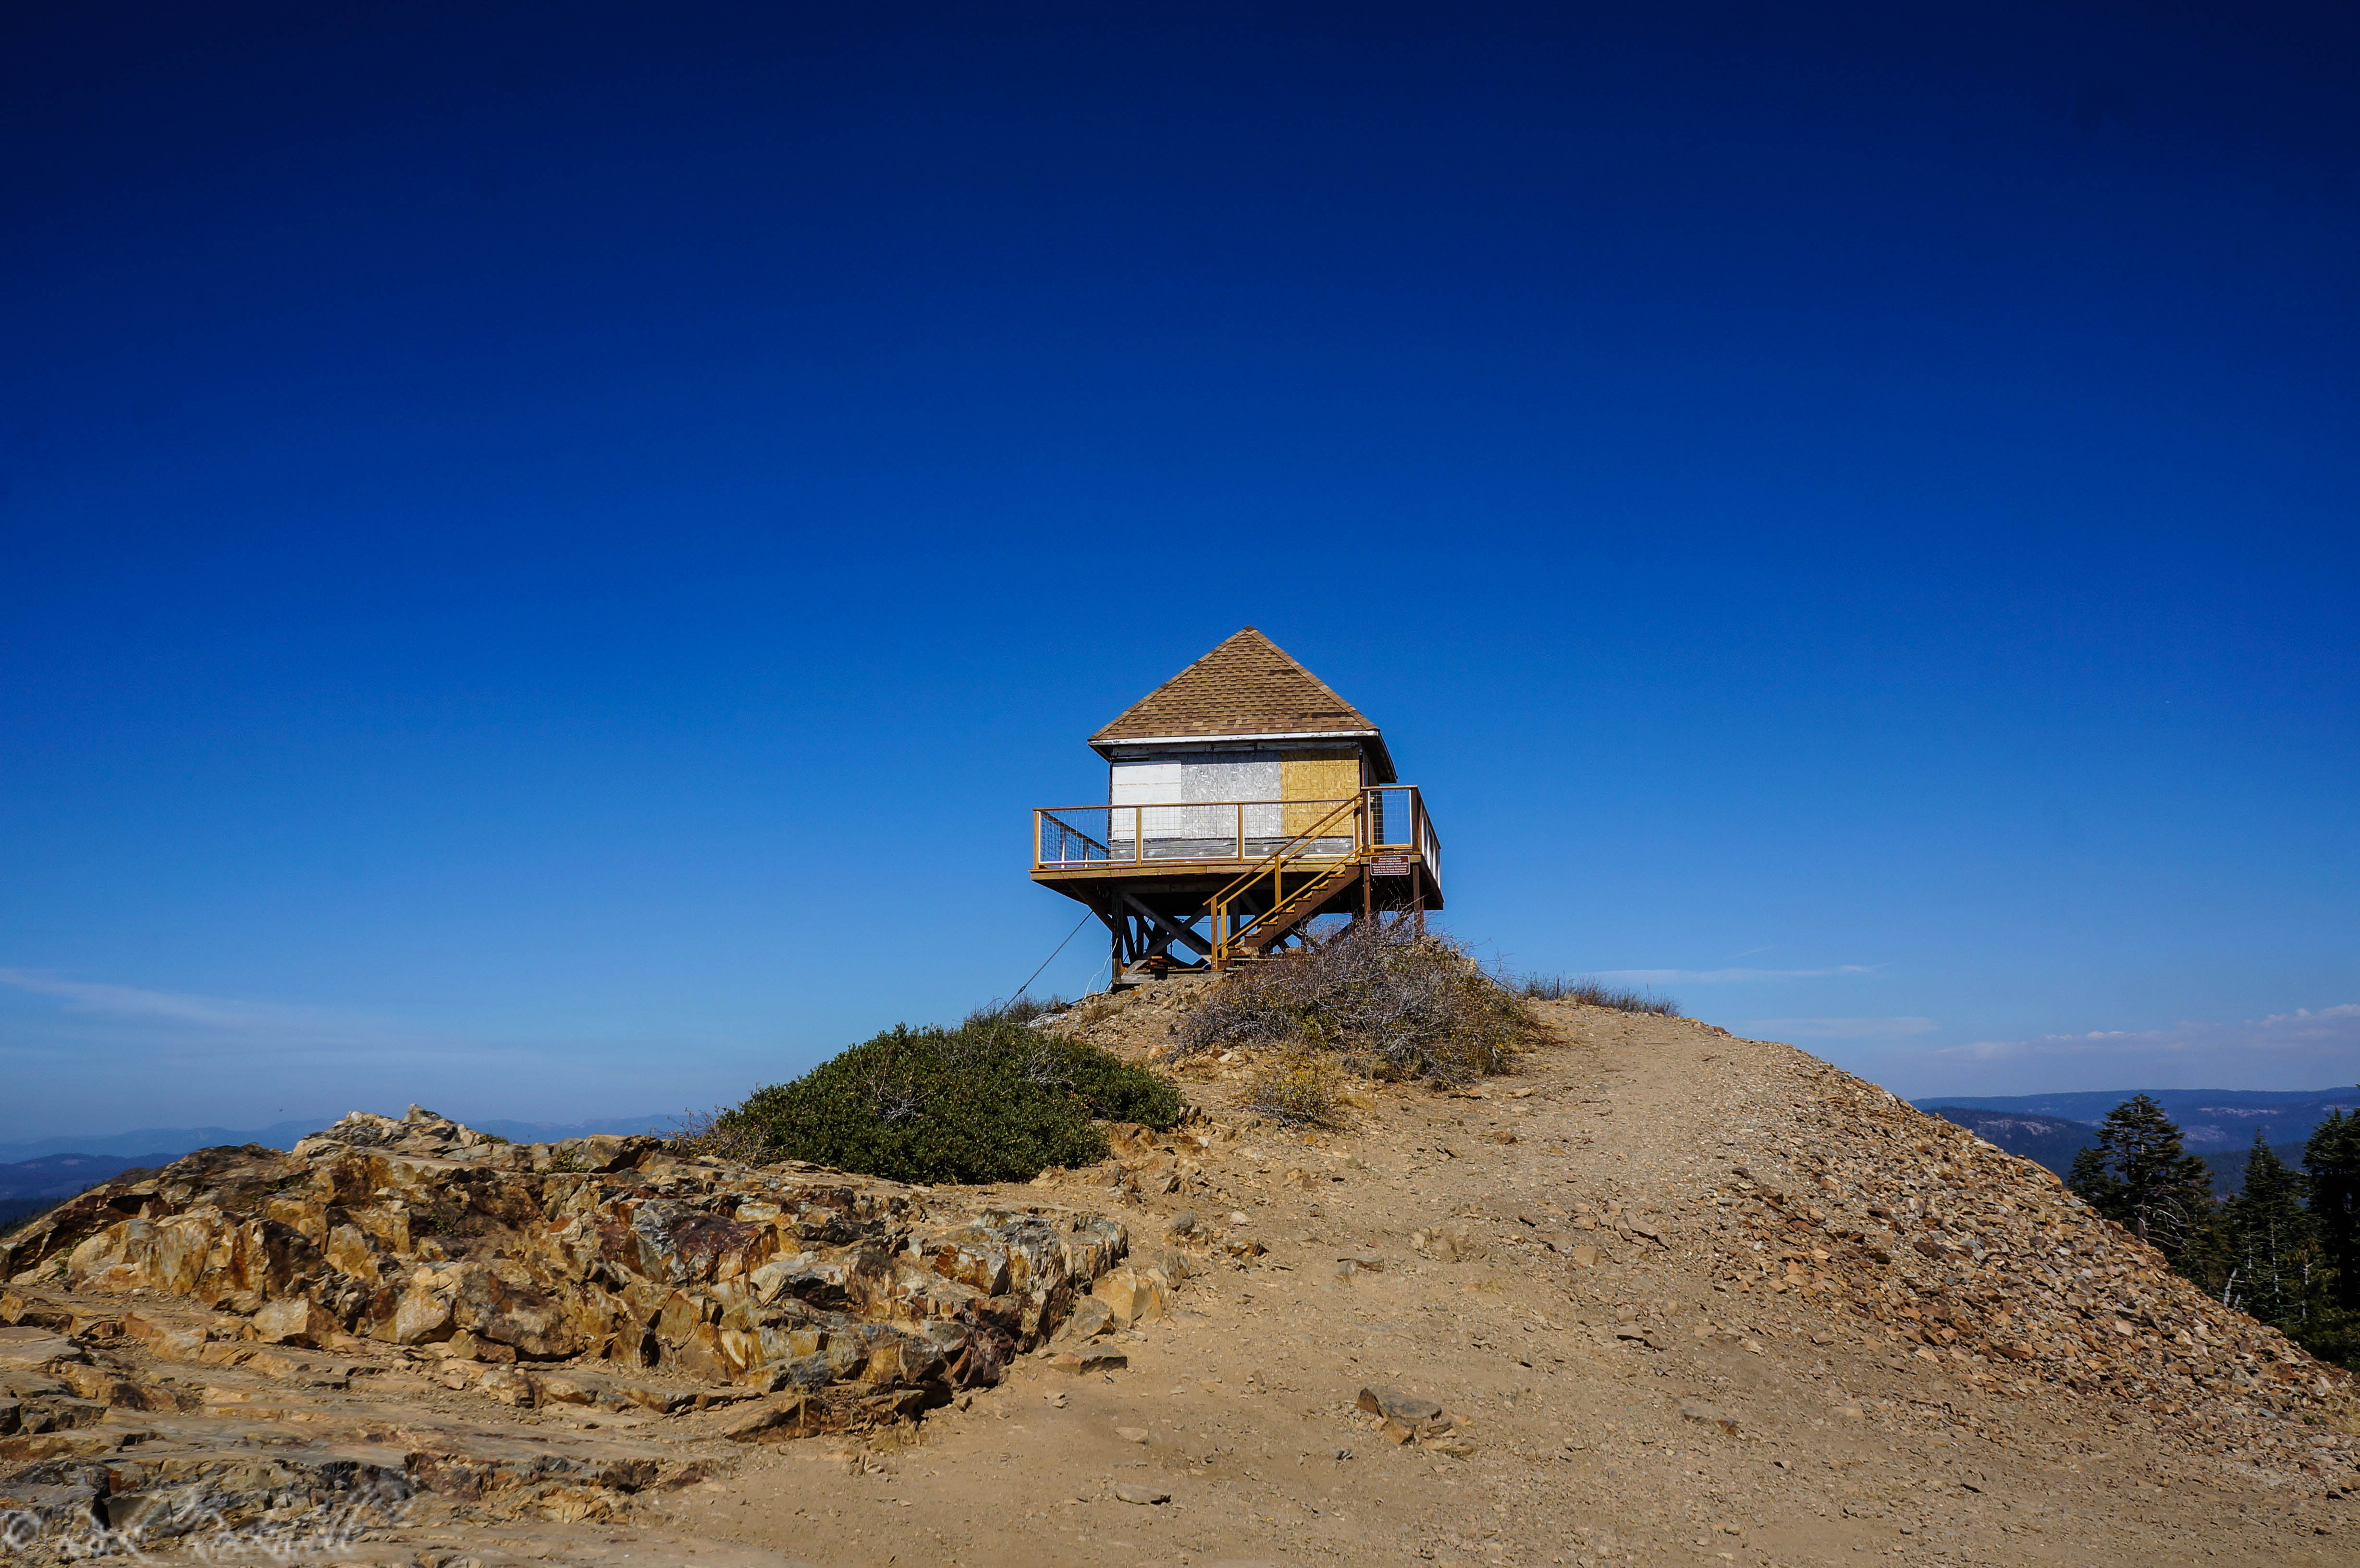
[1280,753,1362,837]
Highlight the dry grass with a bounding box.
[1170,919,1533,1086]
[1242,1052,1351,1129]
[1512,973,1681,1015]
[965,994,1072,1028]
[663,1104,775,1164]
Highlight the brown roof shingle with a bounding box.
[1090,629,1390,775]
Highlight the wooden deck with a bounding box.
[1031,786,1440,900]
[1030,787,1442,976]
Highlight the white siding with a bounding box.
[1109,754,1281,856]
[1109,760,1184,809]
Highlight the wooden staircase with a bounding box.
[1231,862,1361,958]
[1207,795,1369,969]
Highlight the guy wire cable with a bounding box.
[1010,910,1093,1004]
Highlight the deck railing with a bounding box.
[1364,783,1442,891]
[1032,786,1439,890]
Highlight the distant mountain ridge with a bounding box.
[0,1113,674,1167]
[1921,1100,2330,1198]
[1914,1088,2358,1154]
[0,1152,179,1232]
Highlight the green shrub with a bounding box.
[687,1017,1185,1184]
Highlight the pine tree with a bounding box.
[2068,1094,2216,1266]
[2066,1144,2124,1215]
[2219,1131,2317,1328]
[2305,1104,2360,1314]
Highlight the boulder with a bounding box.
[1058,1298,1117,1342]
[722,1394,815,1441]
[390,1279,456,1345]
[448,1259,586,1359]
[250,1295,338,1348]
[1092,1267,1168,1325]
[1357,1384,1451,1442]
[119,1313,209,1361]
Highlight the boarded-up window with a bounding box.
[1280,750,1362,840]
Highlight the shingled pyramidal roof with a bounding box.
[1089,628,1395,781]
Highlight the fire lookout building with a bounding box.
[1030,627,1441,988]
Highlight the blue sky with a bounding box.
[3,1,2356,1140]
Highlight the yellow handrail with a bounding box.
[1208,793,1367,967]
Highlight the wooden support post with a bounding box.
[1093,902,1128,989]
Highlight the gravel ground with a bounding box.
[664,990,2358,1568]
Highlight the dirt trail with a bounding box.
[664,995,2356,1568]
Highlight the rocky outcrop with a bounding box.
[0,1107,1179,1561]
[1,1106,1136,1415]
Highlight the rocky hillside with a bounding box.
[5,994,2358,1568]
[1781,1070,2350,1436]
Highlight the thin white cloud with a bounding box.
[1598,965,1880,984]
[0,967,714,1076]
[0,968,356,1034]
[0,966,461,1069]
[1747,1017,1938,1040]
[1939,1004,2360,1066]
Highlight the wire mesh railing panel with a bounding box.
[1366,786,1417,848]
[1036,808,1113,866]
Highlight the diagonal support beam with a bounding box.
[1118,892,1213,957]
